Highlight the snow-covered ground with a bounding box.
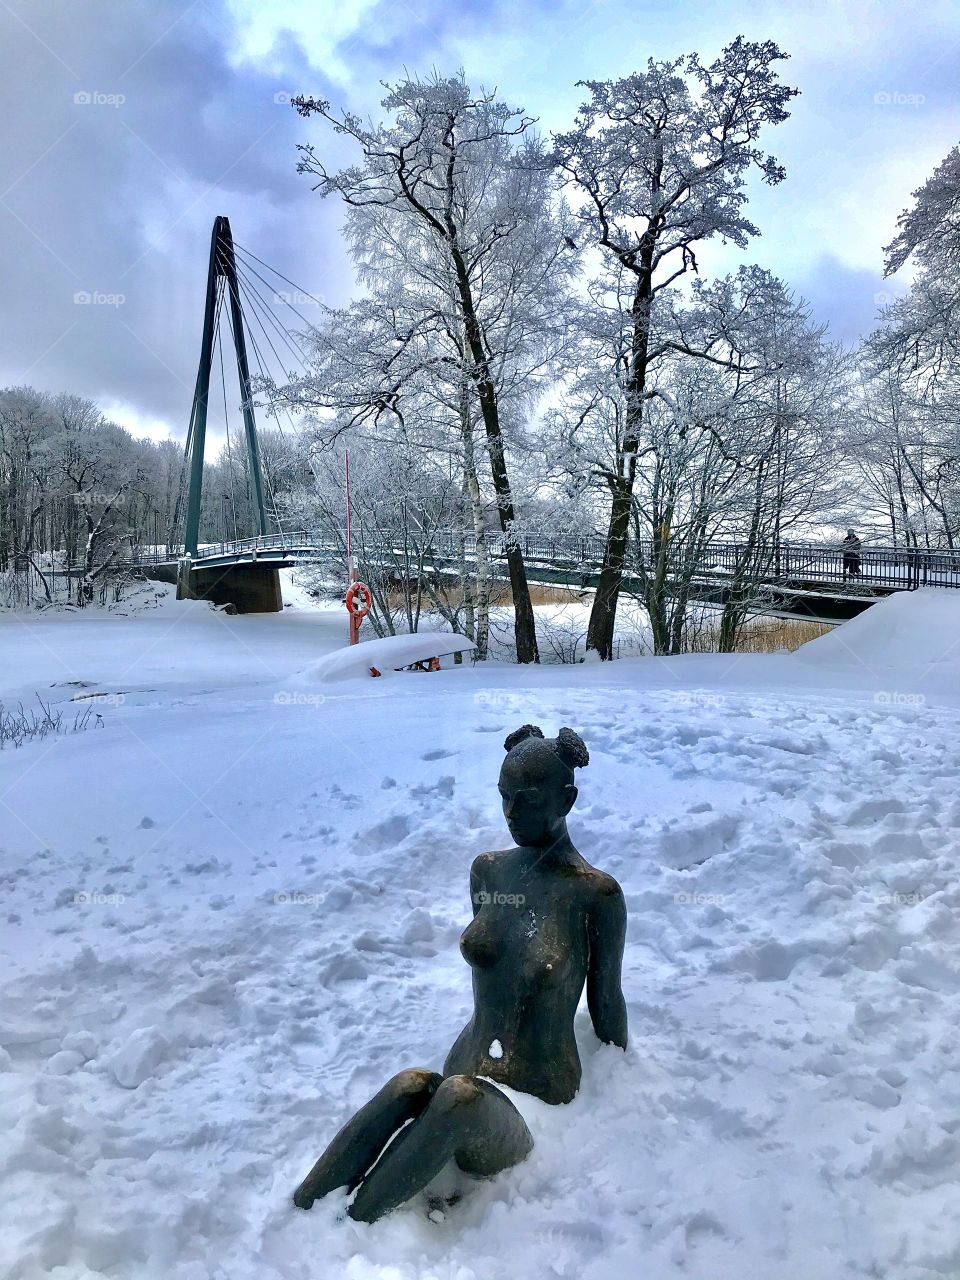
[2,585,960,1279]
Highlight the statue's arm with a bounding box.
[586,880,628,1048]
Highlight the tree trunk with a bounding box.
[718,468,767,652]
[448,240,538,663]
[461,399,490,659]
[28,555,52,604]
[586,250,654,659]
[588,480,632,660]
[460,520,475,644]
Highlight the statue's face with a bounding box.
[498,746,577,849]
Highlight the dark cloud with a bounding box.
[0,0,957,441]
[0,0,344,435]
[329,0,566,78]
[790,255,908,347]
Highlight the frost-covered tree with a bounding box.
[685,271,844,649]
[290,73,578,662]
[0,387,59,598]
[551,266,841,652]
[0,386,187,608]
[884,143,960,281]
[552,37,798,657]
[283,430,485,642]
[844,358,960,548]
[860,143,960,545]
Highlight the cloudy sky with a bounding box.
[1,0,958,447]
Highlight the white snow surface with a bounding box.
[1,586,960,1278]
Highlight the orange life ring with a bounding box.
[345,580,372,618]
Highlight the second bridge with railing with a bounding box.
[125,530,960,621]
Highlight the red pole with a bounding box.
[345,450,360,645]
[345,449,353,570]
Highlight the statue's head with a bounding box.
[498,724,589,849]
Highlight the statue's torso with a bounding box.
[443,848,608,1105]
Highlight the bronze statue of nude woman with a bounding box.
[293,723,628,1223]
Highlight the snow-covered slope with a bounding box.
[1,593,959,1279]
[796,587,960,684]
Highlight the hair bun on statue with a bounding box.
[555,726,589,769]
[503,724,544,753]
[503,723,589,771]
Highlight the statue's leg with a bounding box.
[348,1074,534,1223]
[293,1067,442,1209]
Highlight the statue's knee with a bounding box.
[386,1067,442,1100]
[434,1073,482,1110]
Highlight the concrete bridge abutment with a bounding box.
[175,558,283,613]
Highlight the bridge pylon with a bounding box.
[182,215,269,559]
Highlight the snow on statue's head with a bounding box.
[497,725,589,847]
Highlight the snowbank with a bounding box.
[796,587,960,677]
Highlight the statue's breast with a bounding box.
[460,901,575,981]
[459,913,501,969]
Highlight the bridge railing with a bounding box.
[190,531,321,560]
[418,533,960,591]
[116,531,960,591]
[119,531,326,567]
[675,542,960,590]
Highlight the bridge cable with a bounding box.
[231,258,319,364]
[233,240,326,306]
[231,257,313,376]
[215,280,242,543]
[220,274,288,538]
[210,239,337,546]
[230,262,312,443]
[230,257,447,473]
[215,242,289,537]
[227,243,468,488]
[231,245,465,464]
[232,241,325,327]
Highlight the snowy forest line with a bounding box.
[2,40,959,661]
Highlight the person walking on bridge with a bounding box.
[841,528,862,580]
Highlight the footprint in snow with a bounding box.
[844,798,909,827]
[361,814,411,851]
[658,814,740,870]
[411,775,455,800]
[329,784,361,810]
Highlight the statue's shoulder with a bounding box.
[470,849,513,876]
[581,863,624,900]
